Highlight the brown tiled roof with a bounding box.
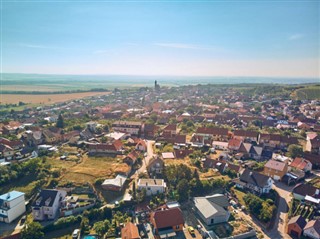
[228,138,242,148]
[121,222,140,239]
[259,134,281,141]
[234,130,258,138]
[163,124,176,131]
[150,208,184,229]
[264,160,286,171]
[196,127,228,136]
[304,152,320,166]
[290,158,309,170]
[174,134,186,144]
[174,149,193,159]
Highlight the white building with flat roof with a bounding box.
[0,191,26,223]
[137,179,166,196]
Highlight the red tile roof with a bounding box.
[150,208,184,230]
[121,222,140,239]
[264,160,287,171]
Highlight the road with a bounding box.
[136,140,156,175]
[266,182,294,239]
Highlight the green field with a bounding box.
[293,85,320,100]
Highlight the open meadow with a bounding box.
[0,92,109,105]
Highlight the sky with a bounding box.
[1,0,319,78]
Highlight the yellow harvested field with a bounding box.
[46,147,130,185]
[0,92,109,105]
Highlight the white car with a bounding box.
[72,229,80,239]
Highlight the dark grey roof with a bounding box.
[240,169,270,188]
[32,189,59,207]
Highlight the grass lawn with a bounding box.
[232,187,246,206]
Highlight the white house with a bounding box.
[137,179,166,196]
[303,219,320,239]
[32,189,67,221]
[235,169,273,194]
[212,141,228,150]
[0,191,26,223]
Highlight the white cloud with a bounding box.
[288,34,304,40]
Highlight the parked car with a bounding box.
[72,229,80,239]
[188,226,195,235]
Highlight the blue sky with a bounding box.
[1,0,319,77]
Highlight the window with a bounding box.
[211,218,214,224]
[176,225,179,229]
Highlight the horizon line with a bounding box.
[1,72,319,80]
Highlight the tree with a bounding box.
[21,222,44,239]
[287,144,303,158]
[132,181,136,200]
[80,216,90,234]
[56,113,64,128]
[177,179,190,202]
[93,221,109,237]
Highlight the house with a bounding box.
[228,138,242,151]
[162,124,177,137]
[235,169,273,194]
[194,194,230,225]
[258,134,281,148]
[147,156,164,176]
[42,129,60,144]
[195,127,229,141]
[190,134,206,147]
[102,175,127,191]
[135,139,147,152]
[123,151,140,166]
[174,134,187,147]
[290,157,312,173]
[292,183,320,201]
[303,219,320,239]
[304,152,320,169]
[105,132,127,141]
[112,121,142,136]
[233,130,258,142]
[287,215,306,238]
[0,144,15,160]
[174,149,193,159]
[2,121,21,135]
[212,141,228,150]
[150,207,184,239]
[137,179,166,196]
[306,133,320,154]
[249,146,263,160]
[263,159,288,180]
[32,189,67,221]
[88,140,124,155]
[143,124,159,139]
[162,152,175,159]
[0,191,26,223]
[121,222,140,239]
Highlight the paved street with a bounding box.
[266,182,294,239]
[136,140,156,175]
